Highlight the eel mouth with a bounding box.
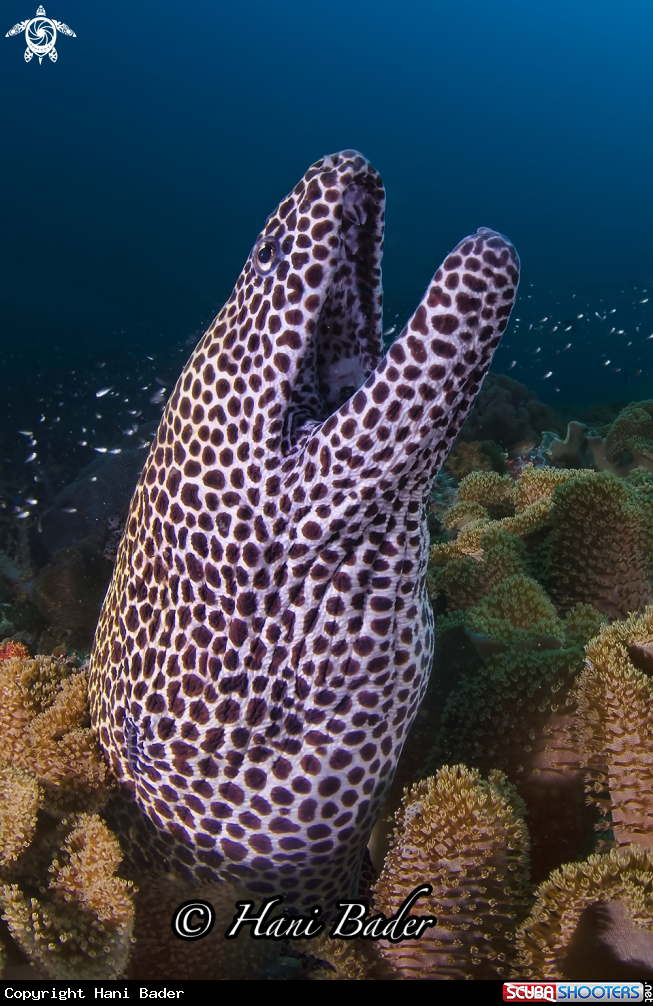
[313,169,385,410]
[259,152,386,443]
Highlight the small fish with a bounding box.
[542,371,553,379]
[95,387,113,398]
[17,430,32,437]
[94,447,108,453]
[25,453,37,462]
[508,439,535,458]
[640,298,649,304]
[62,507,78,514]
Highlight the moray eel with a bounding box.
[89,150,519,908]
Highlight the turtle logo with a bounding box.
[5,5,75,64]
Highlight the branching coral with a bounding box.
[513,465,580,512]
[577,609,653,847]
[429,467,583,610]
[466,574,562,647]
[604,402,653,469]
[0,655,124,977]
[0,814,135,979]
[456,471,516,517]
[371,766,530,980]
[0,641,29,661]
[431,587,602,779]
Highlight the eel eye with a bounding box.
[254,238,279,274]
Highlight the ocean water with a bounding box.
[2,0,653,983]
[2,0,653,414]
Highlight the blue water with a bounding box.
[2,0,653,418]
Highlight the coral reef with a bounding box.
[515,847,653,980]
[460,373,563,450]
[32,540,115,653]
[577,610,653,847]
[0,815,135,980]
[544,400,653,478]
[5,396,653,979]
[547,472,653,619]
[372,766,530,980]
[0,655,110,811]
[443,440,506,481]
[430,466,653,622]
[0,640,29,661]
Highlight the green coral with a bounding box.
[430,465,653,623]
[467,574,562,645]
[548,471,653,619]
[427,570,606,779]
[604,401,653,464]
[430,528,528,610]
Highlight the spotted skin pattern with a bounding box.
[89,151,519,908]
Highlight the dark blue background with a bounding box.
[2,0,653,414]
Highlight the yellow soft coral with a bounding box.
[578,609,653,847]
[456,471,515,517]
[0,657,109,811]
[372,766,530,980]
[0,815,135,980]
[514,464,583,513]
[0,766,41,867]
[515,846,653,979]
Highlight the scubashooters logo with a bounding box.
[172,885,437,942]
[5,6,76,64]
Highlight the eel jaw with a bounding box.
[243,152,386,450]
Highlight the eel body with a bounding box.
[89,150,519,907]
